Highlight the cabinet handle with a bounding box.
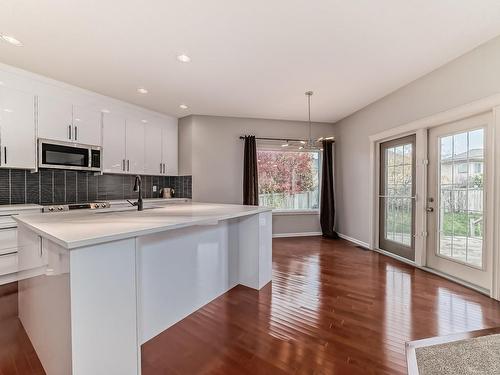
[163,163,166,174]
[160,163,163,174]
[68,125,72,140]
[3,147,6,165]
[127,160,130,172]
[122,159,126,171]
[75,126,78,141]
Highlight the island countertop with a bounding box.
[14,202,272,250]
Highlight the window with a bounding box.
[257,149,320,210]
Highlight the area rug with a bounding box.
[415,333,500,374]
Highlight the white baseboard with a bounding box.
[337,233,371,249]
[273,231,322,238]
[0,273,18,286]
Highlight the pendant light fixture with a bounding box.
[303,91,334,150]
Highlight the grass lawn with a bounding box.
[442,211,482,237]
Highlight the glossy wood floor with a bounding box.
[1,237,500,374]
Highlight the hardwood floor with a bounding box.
[1,237,500,374]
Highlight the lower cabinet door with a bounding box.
[0,253,17,276]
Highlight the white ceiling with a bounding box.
[1,1,500,122]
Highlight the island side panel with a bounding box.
[137,219,239,344]
[17,225,72,375]
[238,211,273,290]
[69,238,140,375]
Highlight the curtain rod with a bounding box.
[238,136,334,143]
[239,136,306,142]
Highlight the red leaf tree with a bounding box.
[257,150,316,195]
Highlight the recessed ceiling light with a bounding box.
[101,109,110,114]
[0,34,23,47]
[141,119,148,123]
[179,104,188,109]
[137,88,148,94]
[177,54,191,63]
[3,108,13,113]
[74,118,81,122]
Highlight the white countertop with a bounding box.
[0,204,43,213]
[14,202,271,250]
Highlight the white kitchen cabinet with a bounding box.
[162,119,178,175]
[38,94,101,145]
[0,207,42,285]
[72,105,102,145]
[125,118,144,174]
[37,94,74,142]
[0,86,36,169]
[102,112,127,173]
[144,122,163,175]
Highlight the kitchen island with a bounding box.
[14,202,272,375]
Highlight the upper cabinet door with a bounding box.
[125,119,144,174]
[72,105,102,145]
[144,122,163,175]
[0,86,36,169]
[37,94,73,142]
[162,119,178,176]
[102,112,126,174]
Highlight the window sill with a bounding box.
[271,209,320,216]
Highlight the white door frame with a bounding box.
[368,94,500,300]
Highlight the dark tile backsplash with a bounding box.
[0,169,192,205]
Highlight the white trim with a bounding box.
[272,209,319,216]
[0,273,18,286]
[493,106,500,300]
[337,233,370,249]
[272,231,322,238]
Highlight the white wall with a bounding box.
[333,35,500,244]
[178,115,335,236]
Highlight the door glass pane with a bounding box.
[438,129,484,267]
[383,142,413,246]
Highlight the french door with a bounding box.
[427,113,493,290]
[379,135,416,260]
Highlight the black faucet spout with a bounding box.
[133,175,143,211]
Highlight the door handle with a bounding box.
[426,207,434,212]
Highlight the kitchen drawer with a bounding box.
[0,214,17,229]
[0,253,17,276]
[0,228,17,255]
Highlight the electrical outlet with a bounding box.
[153,185,157,192]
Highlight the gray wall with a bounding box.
[333,35,500,244]
[179,115,335,236]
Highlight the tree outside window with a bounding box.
[257,149,320,210]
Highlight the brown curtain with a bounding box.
[320,139,338,238]
[243,135,259,205]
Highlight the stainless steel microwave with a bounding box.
[38,139,102,172]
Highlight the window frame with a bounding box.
[256,144,322,214]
